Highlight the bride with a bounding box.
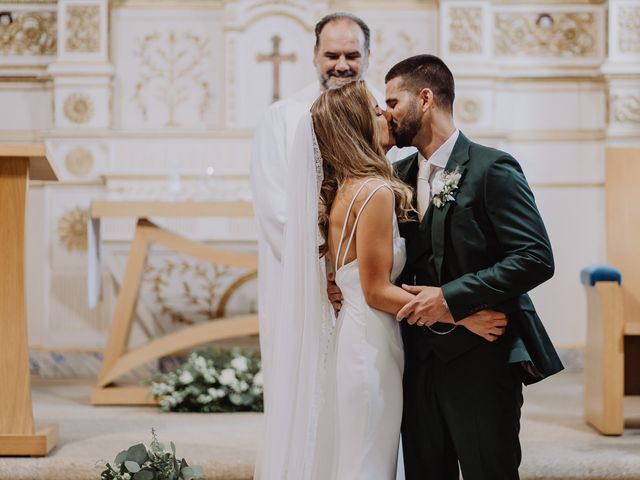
[255,80,454,479]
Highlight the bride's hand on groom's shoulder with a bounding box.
[458,310,508,342]
[327,272,343,315]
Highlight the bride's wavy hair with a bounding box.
[311,80,414,257]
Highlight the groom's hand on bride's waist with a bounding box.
[397,285,454,327]
[457,310,508,342]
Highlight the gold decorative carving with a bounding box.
[65,5,100,53]
[143,258,257,325]
[494,12,597,57]
[612,95,640,124]
[133,30,212,127]
[64,93,94,124]
[456,98,483,123]
[449,7,482,54]
[65,147,94,177]
[0,11,57,56]
[618,7,640,53]
[58,207,89,252]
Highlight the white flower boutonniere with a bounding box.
[432,167,462,209]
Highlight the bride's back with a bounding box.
[328,177,387,271]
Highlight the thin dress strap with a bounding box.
[334,179,377,273]
[336,180,393,271]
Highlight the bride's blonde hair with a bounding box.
[311,80,414,257]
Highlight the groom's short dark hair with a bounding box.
[385,54,455,112]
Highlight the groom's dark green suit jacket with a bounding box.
[394,132,564,385]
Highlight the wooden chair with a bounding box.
[582,148,640,435]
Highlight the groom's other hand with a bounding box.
[458,310,508,342]
[397,285,453,326]
[327,272,343,314]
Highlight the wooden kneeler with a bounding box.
[582,270,625,435]
[582,147,640,435]
[91,204,259,406]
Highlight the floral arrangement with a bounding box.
[99,429,205,480]
[432,167,462,208]
[150,348,263,413]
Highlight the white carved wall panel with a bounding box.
[112,7,225,129]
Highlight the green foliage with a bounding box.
[150,347,263,413]
[99,429,205,480]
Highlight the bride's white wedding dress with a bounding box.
[254,117,406,480]
[331,179,406,479]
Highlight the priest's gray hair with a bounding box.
[314,12,370,51]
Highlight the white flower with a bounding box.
[432,174,445,195]
[254,372,263,387]
[207,387,225,400]
[231,356,249,372]
[448,170,462,185]
[219,368,237,386]
[193,355,208,374]
[179,370,194,385]
[197,394,212,404]
[151,382,174,396]
[432,167,461,209]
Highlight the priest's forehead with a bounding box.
[314,14,370,54]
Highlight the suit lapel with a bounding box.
[431,132,471,283]
[395,152,419,189]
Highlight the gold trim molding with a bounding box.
[4,1,57,4]
[0,10,57,56]
[63,92,95,124]
[449,7,483,54]
[65,146,95,177]
[58,207,89,252]
[65,5,100,53]
[494,11,598,58]
[618,7,640,54]
[611,95,640,124]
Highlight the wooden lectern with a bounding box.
[0,144,59,456]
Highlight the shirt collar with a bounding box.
[417,129,460,169]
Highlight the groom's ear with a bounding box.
[419,88,434,112]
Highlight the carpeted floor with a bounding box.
[0,372,639,480]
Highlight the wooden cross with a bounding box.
[256,35,297,103]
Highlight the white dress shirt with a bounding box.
[417,129,460,219]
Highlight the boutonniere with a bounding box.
[432,167,462,208]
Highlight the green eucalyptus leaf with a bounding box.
[133,470,154,480]
[115,450,128,465]
[125,460,141,472]
[181,466,195,480]
[127,443,149,465]
[191,465,204,475]
[170,441,176,455]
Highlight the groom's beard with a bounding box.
[392,105,422,148]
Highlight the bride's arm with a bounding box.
[356,187,415,316]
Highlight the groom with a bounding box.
[386,55,564,479]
